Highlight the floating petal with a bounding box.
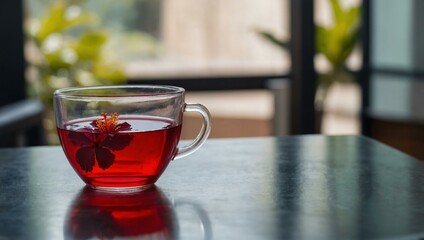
[95,147,115,170]
[76,147,96,172]
[101,134,134,151]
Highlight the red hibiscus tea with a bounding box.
[54,85,211,192]
[58,115,182,190]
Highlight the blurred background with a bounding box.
[1,0,424,160]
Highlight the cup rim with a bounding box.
[54,85,185,98]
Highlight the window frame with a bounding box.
[128,74,289,91]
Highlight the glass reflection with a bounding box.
[63,186,213,240]
[64,186,175,240]
[173,200,212,240]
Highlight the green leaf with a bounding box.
[330,0,344,22]
[315,26,328,55]
[37,3,67,41]
[257,30,289,50]
[36,2,95,42]
[315,0,360,69]
[73,31,108,61]
[45,51,72,71]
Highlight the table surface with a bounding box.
[1,135,424,239]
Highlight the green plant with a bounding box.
[26,0,127,143]
[258,0,361,106]
[26,1,126,107]
[315,0,361,104]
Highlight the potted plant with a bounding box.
[258,0,361,132]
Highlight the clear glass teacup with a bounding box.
[54,85,211,192]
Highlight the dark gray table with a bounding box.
[1,135,424,239]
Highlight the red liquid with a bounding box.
[58,116,182,189]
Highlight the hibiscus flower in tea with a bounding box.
[58,113,182,189]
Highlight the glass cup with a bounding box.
[54,85,211,192]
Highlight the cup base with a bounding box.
[89,184,154,193]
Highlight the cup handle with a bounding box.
[174,103,211,160]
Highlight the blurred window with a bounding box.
[25,0,290,81]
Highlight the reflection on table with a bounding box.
[64,186,174,239]
[64,186,212,240]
